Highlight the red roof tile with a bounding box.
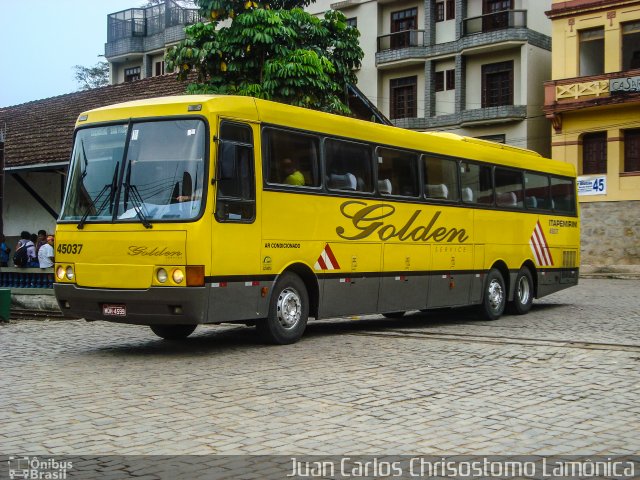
[0,74,190,168]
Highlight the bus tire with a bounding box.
[479,268,506,320]
[258,272,308,345]
[150,324,196,340]
[507,267,534,315]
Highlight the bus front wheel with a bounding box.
[507,267,534,315]
[150,324,196,340]
[479,268,506,320]
[258,272,309,345]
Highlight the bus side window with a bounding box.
[494,167,524,209]
[550,176,576,215]
[524,171,550,211]
[215,122,255,222]
[325,139,373,193]
[423,155,459,201]
[263,128,320,187]
[376,147,419,197]
[461,162,493,205]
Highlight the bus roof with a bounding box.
[77,95,575,177]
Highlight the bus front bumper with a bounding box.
[53,283,208,326]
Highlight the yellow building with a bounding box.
[544,0,640,271]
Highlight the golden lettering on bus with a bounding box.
[127,246,182,257]
[336,201,469,243]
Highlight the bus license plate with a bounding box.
[103,304,126,317]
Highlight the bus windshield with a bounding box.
[60,119,207,224]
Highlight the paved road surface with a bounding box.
[0,278,638,456]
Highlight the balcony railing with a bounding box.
[107,0,201,43]
[377,30,425,52]
[108,9,146,42]
[463,10,527,35]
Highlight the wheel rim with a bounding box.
[517,275,531,305]
[487,279,504,312]
[276,287,302,329]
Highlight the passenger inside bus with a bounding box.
[281,158,305,186]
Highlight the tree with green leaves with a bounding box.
[165,0,363,115]
[73,61,110,91]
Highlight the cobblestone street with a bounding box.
[0,278,638,457]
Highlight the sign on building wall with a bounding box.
[610,76,640,94]
[577,175,607,196]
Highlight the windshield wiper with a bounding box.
[123,182,152,229]
[122,160,152,229]
[77,161,119,230]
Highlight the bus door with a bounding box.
[209,120,263,322]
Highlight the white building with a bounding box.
[308,0,552,155]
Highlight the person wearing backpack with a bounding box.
[0,234,10,267]
[14,231,38,268]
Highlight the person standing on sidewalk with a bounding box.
[0,235,10,267]
[38,235,55,269]
[15,231,38,267]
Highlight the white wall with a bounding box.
[466,0,483,18]
[435,19,456,44]
[308,0,380,109]
[3,172,63,239]
[521,0,552,36]
[434,59,456,115]
[522,44,551,157]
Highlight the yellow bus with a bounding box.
[54,95,579,344]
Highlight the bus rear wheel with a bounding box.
[257,272,308,345]
[479,268,506,320]
[150,324,196,340]
[507,267,534,315]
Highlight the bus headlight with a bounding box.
[172,269,184,284]
[156,268,168,283]
[56,266,66,280]
[65,266,75,280]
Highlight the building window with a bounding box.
[154,61,165,76]
[391,8,417,49]
[390,76,417,120]
[446,0,455,20]
[392,8,417,31]
[346,17,357,28]
[435,2,444,22]
[482,61,513,107]
[579,27,604,76]
[582,132,607,174]
[624,129,640,172]
[622,22,640,71]
[124,66,141,82]
[435,71,444,92]
[445,69,455,90]
[435,69,455,91]
[435,1,455,22]
[476,134,506,144]
[483,0,513,13]
[482,0,513,31]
